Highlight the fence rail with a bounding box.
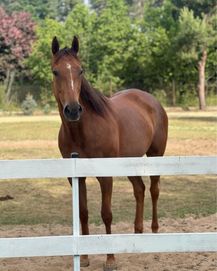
[1,233,217,258]
[0,156,217,179]
[0,156,217,271]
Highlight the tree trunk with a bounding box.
[172,79,176,106]
[197,50,207,110]
[4,69,10,90]
[5,69,15,103]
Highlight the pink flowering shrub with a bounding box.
[0,7,35,68]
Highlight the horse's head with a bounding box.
[51,36,83,122]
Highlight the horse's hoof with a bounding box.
[80,256,90,267]
[103,262,118,271]
[151,222,159,233]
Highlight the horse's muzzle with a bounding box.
[63,103,83,122]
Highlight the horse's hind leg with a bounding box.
[149,175,160,233]
[128,176,145,233]
[147,142,166,233]
[97,177,117,271]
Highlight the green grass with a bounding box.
[0,121,60,141]
[169,119,217,140]
[110,176,216,223]
[168,112,217,140]
[0,116,60,159]
[0,176,216,225]
[0,111,216,226]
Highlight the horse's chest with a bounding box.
[61,125,118,158]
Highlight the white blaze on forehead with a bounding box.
[66,63,74,90]
[66,63,71,69]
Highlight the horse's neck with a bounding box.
[81,77,109,115]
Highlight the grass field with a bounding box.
[0,110,216,226]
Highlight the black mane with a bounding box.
[81,77,109,116]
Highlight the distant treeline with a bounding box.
[0,0,216,110]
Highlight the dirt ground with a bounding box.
[0,214,216,271]
[166,138,217,156]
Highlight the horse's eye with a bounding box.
[52,70,59,76]
[79,69,84,76]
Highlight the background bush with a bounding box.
[21,94,37,115]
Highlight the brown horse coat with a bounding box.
[51,36,168,270]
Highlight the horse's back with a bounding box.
[111,88,167,125]
[110,89,168,157]
[112,88,162,111]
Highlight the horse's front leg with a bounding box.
[97,177,117,271]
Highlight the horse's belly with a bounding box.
[118,115,154,157]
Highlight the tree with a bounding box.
[25,0,216,107]
[136,0,216,108]
[175,7,215,110]
[136,0,179,104]
[89,0,107,13]
[127,0,145,18]
[171,0,216,109]
[171,0,216,18]
[0,7,35,102]
[27,18,63,103]
[1,0,50,20]
[64,3,95,72]
[48,0,82,21]
[1,0,81,21]
[89,0,132,94]
[205,9,217,93]
[27,3,93,104]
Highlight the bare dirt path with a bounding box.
[0,214,216,271]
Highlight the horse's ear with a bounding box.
[71,36,79,55]
[52,36,59,55]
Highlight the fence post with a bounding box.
[71,152,80,271]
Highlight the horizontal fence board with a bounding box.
[0,159,73,179]
[75,156,217,177]
[78,232,217,254]
[0,156,217,179]
[0,233,216,258]
[0,236,75,258]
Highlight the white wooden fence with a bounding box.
[0,156,217,271]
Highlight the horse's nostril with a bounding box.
[78,104,83,113]
[64,105,70,116]
[63,103,82,121]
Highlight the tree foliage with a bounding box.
[64,3,94,71]
[0,8,35,64]
[1,0,216,109]
[27,18,63,86]
[0,7,35,102]
[89,0,132,93]
[1,0,81,21]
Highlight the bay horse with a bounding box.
[51,36,168,271]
